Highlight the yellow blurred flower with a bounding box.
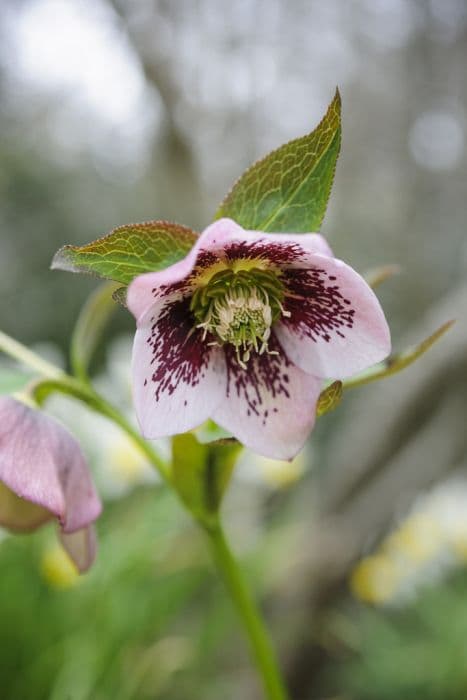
[255,453,306,489]
[384,514,442,564]
[350,554,399,605]
[107,433,152,486]
[351,478,467,606]
[40,542,80,590]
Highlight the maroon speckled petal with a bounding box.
[127,218,333,323]
[132,293,226,438]
[276,255,391,379]
[213,336,321,460]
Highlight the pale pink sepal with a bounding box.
[0,397,101,540]
[132,295,226,438]
[59,525,97,573]
[214,342,322,460]
[276,255,391,379]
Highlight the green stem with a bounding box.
[0,330,64,380]
[204,522,289,700]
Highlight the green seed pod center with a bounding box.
[190,268,288,367]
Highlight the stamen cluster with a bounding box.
[190,268,288,367]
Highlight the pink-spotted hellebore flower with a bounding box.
[128,218,391,459]
[0,397,101,572]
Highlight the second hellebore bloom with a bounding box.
[128,218,390,459]
[0,397,101,572]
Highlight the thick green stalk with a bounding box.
[204,522,289,700]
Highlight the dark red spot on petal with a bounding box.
[282,268,355,342]
[146,298,213,401]
[224,335,292,420]
[223,240,306,266]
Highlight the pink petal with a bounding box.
[57,432,102,533]
[133,293,226,438]
[0,397,101,532]
[275,255,391,379]
[59,525,97,573]
[127,218,332,322]
[212,220,334,268]
[213,337,322,460]
[244,229,333,259]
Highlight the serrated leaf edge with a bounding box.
[215,87,341,232]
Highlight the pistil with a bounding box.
[190,267,288,367]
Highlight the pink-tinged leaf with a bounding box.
[316,381,343,417]
[344,321,455,389]
[51,221,198,285]
[215,89,341,233]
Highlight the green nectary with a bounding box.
[190,267,287,367]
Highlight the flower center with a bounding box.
[190,268,288,367]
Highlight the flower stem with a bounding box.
[204,521,289,700]
[0,329,64,380]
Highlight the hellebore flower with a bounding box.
[0,396,102,572]
[128,218,390,459]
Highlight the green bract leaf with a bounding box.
[172,433,242,521]
[71,281,120,381]
[215,89,341,232]
[317,380,343,417]
[51,221,198,285]
[344,321,455,390]
[112,286,128,307]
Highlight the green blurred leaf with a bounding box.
[208,440,242,509]
[317,380,343,417]
[344,321,455,389]
[51,221,198,285]
[215,89,341,232]
[0,367,33,395]
[71,281,120,381]
[172,434,241,520]
[172,433,208,519]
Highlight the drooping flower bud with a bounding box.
[0,396,101,572]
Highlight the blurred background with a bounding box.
[1,1,467,698]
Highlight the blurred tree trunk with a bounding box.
[280,282,467,698]
[106,0,206,227]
